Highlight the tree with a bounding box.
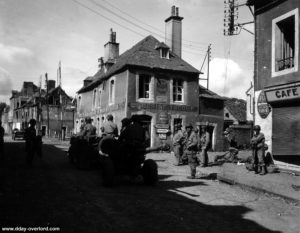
[0,102,7,117]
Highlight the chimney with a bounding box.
[103,28,119,64]
[165,5,183,58]
[47,80,56,90]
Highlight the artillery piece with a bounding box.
[68,135,170,186]
[99,137,170,187]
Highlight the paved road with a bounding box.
[0,137,299,233]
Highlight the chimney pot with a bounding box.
[171,5,176,16]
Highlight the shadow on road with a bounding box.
[0,142,281,233]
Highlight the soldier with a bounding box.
[251,125,266,175]
[25,119,37,166]
[118,115,146,179]
[101,114,118,138]
[199,124,211,167]
[184,123,198,179]
[81,117,97,137]
[0,120,4,162]
[214,128,239,163]
[172,123,184,166]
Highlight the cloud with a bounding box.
[0,67,13,103]
[0,42,33,62]
[200,57,251,99]
[61,67,91,98]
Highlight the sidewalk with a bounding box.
[199,151,300,204]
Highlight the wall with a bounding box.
[255,0,300,91]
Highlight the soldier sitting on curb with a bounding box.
[214,127,239,164]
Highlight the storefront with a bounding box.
[265,83,300,156]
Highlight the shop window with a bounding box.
[138,74,151,99]
[272,9,299,77]
[172,79,184,103]
[173,118,182,131]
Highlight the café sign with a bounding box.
[265,86,300,103]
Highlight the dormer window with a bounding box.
[161,48,169,59]
[156,42,170,59]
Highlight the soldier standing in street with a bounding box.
[251,125,267,175]
[184,123,198,179]
[172,123,184,166]
[25,119,37,166]
[199,124,211,167]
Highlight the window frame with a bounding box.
[136,73,153,102]
[171,78,184,103]
[160,48,169,59]
[272,8,299,77]
[109,77,115,105]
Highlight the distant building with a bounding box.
[199,86,225,151]
[224,97,252,149]
[8,80,75,138]
[249,0,300,160]
[76,6,200,147]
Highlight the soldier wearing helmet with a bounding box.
[251,125,266,175]
[183,123,198,179]
[81,117,96,138]
[101,114,118,138]
[199,123,211,167]
[172,123,185,166]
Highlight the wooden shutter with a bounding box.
[272,106,300,155]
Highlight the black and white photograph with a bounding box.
[0,0,299,232]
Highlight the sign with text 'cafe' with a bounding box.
[265,85,300,103]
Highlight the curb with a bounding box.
[217,173,300,205]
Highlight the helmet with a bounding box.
[29,119,36,126]
[121,118,131,126]
[85,117,92,123]
[253,125,261,131]
[106,114,113,121]
[185,123,193,129]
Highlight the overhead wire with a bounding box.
[99,0,210,47]
[71,0,207,56]
[88,0,207,50]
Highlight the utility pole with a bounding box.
[207,44,211,90]
[199,44,211,90]
[45,73,50,137]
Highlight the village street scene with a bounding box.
[0,0,300,232]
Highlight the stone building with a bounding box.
[8,80,75,137]
[249,0,300,161]
[76,6,200,147]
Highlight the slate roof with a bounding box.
[199,85,224,100]
[78,35,200,93]
[224,97,247,122]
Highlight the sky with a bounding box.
[0,0,255,103]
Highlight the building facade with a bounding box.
[76,6,200,147]
[8,81,75,137]
[251,0,300,159]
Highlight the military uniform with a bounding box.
[184,129,198,178]
[251,127,266,175]
[101,121,118,138]
[172,127,184,165]
[199,131,210,167]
